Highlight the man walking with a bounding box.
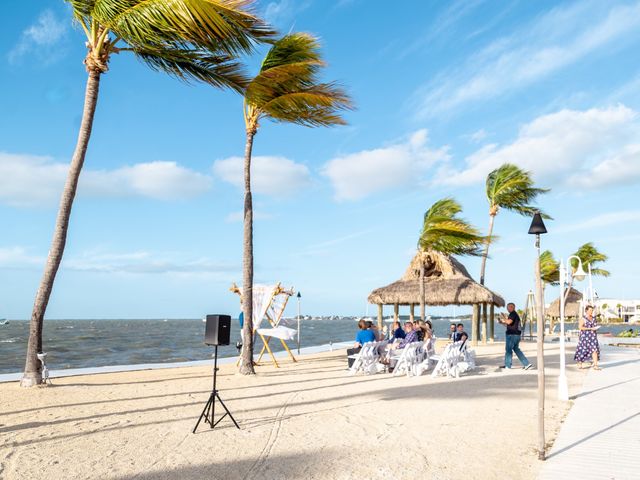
[499,303,533,370]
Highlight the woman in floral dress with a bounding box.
[574,305,601,370]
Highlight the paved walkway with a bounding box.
[540,345,640,480]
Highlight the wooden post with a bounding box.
[534,235,546,460]
[472,304,480,346]
[481,302,488,345]
[394,303,399,322]
[409,304,415,322]
[489,304,495,342]
[377,304,383,332]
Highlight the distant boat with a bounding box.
[0,319,8,325]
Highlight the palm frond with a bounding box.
[418,198,486,257]
[571,242,610,277]
[486,163,550,218]
[91,0,274,55]
[135,48,248,90]
[540,250,560,285]
[244,32,353,127]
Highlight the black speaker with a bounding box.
[204,315,231,346]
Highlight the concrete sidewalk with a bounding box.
[540,345,640,480]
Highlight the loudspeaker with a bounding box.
[204,314,231,346]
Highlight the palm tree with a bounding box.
[480,163,549,286]
[540,249,560,331]
[21,0,273,387]
[418,198,486,341]
[563,242,610,305]
[238,33,352,374]
[479,163,549,342]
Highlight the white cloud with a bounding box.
[0,154,212,207]
[213,155,311,196]
[83,161,212,200]
[437,105,640,189]
[0,246,44,268]
[64,252,237,275]
[557,211,640,233]
[0,246,237,276]
[322,129,449,201]
[263,0,312,26]
[416,0,640,117]
[8,10,67,64]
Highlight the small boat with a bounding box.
[0,319,8,325]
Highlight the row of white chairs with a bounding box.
[348,337,475,378]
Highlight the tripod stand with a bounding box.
[193,345,240,433]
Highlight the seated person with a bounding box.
[391,320,406,340]
[454,323,465,342]
[449,323,457,341]
[458,331,468,350]
[347,319,378,368]
[390,321,418,350]
[415,320,432,342]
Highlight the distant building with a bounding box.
[594,299,640,323]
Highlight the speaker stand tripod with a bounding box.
[193,345,240,433]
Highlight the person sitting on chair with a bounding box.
[391,321,419,350]
[347,319,378,368]
[449,323,456,341]
[454,323,466,342]
[391,320,406,341]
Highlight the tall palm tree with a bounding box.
[479,163,549,286]
[21,0,273,387]
[540,249,560,331]
[417,198,486,337]
[238,33,352,375]
[479,163,549,342]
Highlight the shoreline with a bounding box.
[0,341,353,383]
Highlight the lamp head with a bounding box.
[297,291,301,299]
[572,260,587,282]
[528,211,548,235]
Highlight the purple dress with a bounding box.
[574,316,600,362]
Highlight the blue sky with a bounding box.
[1,0,639,319]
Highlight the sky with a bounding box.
[1,0,639,319]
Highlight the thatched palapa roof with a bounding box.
[368,251,505,307]
[547,287,583,318]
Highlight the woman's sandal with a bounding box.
[592,366,602,371]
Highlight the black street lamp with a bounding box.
[528,211,548,461]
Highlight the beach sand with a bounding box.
[0,341,585,480]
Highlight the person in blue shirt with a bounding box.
[347,319,379,368]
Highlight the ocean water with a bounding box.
[0,317,633,374]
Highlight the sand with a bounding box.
[0,341,585,480]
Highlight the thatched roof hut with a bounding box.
[368,251,505,307]
[547,288,583,318]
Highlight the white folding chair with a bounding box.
[431,341,464,378]
[392,341,423,377]
[348,341,386,375]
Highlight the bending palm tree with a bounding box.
[239,33,352,374]
[479,163,548,342]
[21,0,273,387]
[480,163,549,286]
[418,198,486,341]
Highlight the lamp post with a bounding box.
[528,211,547,461]
[296,291,302,355]
[558,256,586,401]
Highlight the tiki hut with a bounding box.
[547,287,583,319]
[368,251,505,345]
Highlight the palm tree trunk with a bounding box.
[479,214,495,286]
[239,128,256,375]
[21,70,102,387]
[420,260,425,322]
